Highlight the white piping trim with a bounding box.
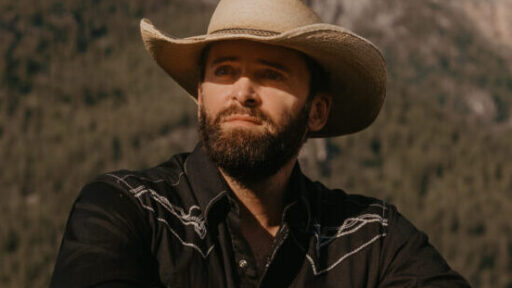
[204,190,227,215]
[369,203,388,210]
[306,233,387,276]
[156,218,215,259]
[315,213,388,249]
[170,172,185,186]
[129,185,207,238]
[104,172,222,259]
[105,173,134,190]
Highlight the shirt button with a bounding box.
[238,259,248,271]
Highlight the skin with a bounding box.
[198,40,331,237]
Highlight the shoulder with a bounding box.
[307,179,426,259]
[308,180,391,227]
[312,180,423,243]
[299,178,469,285]
[76,152,193,223]
[91,152,190,194]
[51,156,195,288]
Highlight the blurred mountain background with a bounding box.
[1,0,511,287]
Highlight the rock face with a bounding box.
[307,0,511,48]
[296,3,511,287]
[306,0,372,28]
[453,0,512,51]
[197,0,512,56]
[310,0,511,120]
[299,0,511,155]
[1,1,510,288]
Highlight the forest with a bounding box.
[1,0,511,287]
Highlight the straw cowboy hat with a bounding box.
[140,0,386,137]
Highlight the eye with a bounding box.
[214,65,235,77]
[261,69,285,81]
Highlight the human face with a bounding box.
[197,40,313,181]
[198,40,312,135]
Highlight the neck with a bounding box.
[220,158,297,237]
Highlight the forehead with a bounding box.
[205,40,307,67]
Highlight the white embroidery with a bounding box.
[171,172,185,186]
[314,213,388,249]
[204,190,227,214]
[306,233,387,276]
[156,217,215,259]
[106,173,168,184]
[130,185,156,212]
[106,173,134,189]
[369,202,388,210]
[106,171,182,186]
[305,202,389,276]
[129,185,207,239]
[105,173,216,258]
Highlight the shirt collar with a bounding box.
[184,143,312,231]
[184,144,231,222]
[281,164,312,231]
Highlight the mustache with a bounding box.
[215,105,273,125]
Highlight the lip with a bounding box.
[223,114,262,125]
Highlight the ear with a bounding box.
[307,92,332,132]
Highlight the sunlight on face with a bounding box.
[199,40,311,136]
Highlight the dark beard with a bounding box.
[199,103,309,184]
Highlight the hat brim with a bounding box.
[140,19,386,137]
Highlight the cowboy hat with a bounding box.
[140,0,386,137]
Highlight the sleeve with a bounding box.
[377,205,471,288]
[50,182,161,288]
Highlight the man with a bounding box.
[51,0,470,287]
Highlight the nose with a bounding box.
[232,76,260,107]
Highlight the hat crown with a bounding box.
[207,0,322,34]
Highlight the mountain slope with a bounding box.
[1,0,510,287]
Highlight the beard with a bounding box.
[199,103,309,184]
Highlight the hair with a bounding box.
[197,44,329,102]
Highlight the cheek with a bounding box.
[200,83,226,113]
[259,102,299,131]
[261,87,305,113]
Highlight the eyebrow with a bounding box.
[257,59,290,74]
[210,56,290,74]
[211,56,238,66]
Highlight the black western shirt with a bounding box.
[51,145,470,287]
